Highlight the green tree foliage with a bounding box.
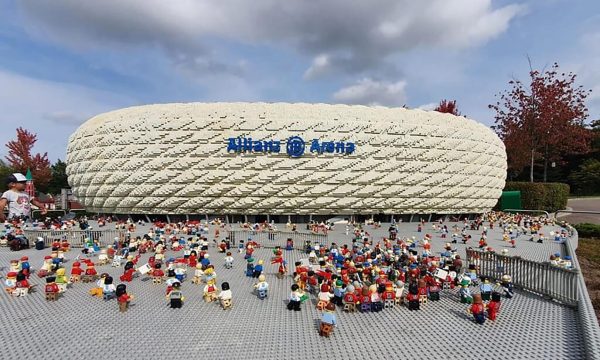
[0,160,14,192]
[568,159,600,195]
[46,159,70,195]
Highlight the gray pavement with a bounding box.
[0,221,586,359]
[563,198,600,225]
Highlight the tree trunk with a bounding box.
[543,143,548,183]
[530,148,535,182]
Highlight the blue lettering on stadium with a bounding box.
[227,136,355,157]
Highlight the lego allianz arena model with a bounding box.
[65,102,507,216]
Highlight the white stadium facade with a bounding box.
[66,102,507,222]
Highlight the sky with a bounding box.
[0,0,599,162]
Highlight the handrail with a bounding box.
[502,209,550,217]
[554,210,600,218]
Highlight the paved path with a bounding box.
[0,222,585,359]
[563,198,600,225]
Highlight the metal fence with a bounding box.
[23,229,128,248]
[465,248,579,307]
[227,229,329,250]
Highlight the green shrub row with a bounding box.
[503,181,570,213]
[573,223,600,238]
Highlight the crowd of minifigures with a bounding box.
[2,212,574,338]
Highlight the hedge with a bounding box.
[573,223,600,238]
[503,181,570,213]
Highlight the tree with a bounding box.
[0,160,14,192]
[434,99,461,116]
[46,159,70,195]
[5,127,51,190]
[568,159,600,195]
[489,62,592,182]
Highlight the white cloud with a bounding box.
[418,102,438,111]
[333,78,407,107]
[17,0,526,77]
[0,70,134,162]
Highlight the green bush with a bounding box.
[503,181,570,212]
[573,223,600,238]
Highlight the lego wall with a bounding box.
[65,102,507,215]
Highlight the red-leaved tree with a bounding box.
[434,99,461,116]
[489,62,592,182]
[5,127,51,189]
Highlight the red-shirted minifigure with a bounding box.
[487,292,501,321]
[85,263,97,276]
[70,261,83,282]
[45,276,60,301]
[469,294,486,324]
[188,253,198,268]
[116,284,133,312]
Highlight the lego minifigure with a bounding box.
[4,271,17,294]
[287,284,302,311]
[253,259,264,278]
[204,266,216,284]
[343,284,357,312]
[152,263,165,284]
[224,252,234,269]
[55,268,69,293]
[167,282,184,308]
[98,249,109,265]
[37,256,53,278]
[20,256,30,278]
[360,287,371,312]
[45,276,59,301]
[487,291,502,321]
[218,282,233,310]
[116,284,133,312]
[14,272,30,296]
[382,282,396,308]
[245,258,255,277]
[103,276,117,300]
[70,261,82,283]
[254,274,269,299]
[480,277,493,301]
[468,294,486,324]
[370,284,384,312]
[319,302,337,337]
[459,279,473,304]
[406,283,420,310]
[317,284,334,310]
[500,274,514,298]
[203,279,218,303]
[192,263,204,284]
